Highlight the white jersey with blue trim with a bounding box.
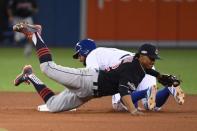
[85,47,135,70]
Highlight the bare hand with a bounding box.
[130,109,144,116]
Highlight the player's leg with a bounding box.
[138,74,184,111]
[14,65,85,112]
[13,23,98,100]
[39,61,98,93]
[13,23,98,92]
[131,89,149,108]
[140,86,185,111]
[155,85,185,109]
[137,74,157,110]
[30,27,98,97]
[14,65,55,104]
[46,89,85,112]
[112,86,157,111]
[154,87,170,110]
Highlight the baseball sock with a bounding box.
[155,87,170,107]
[131,89,148,107]
[32,32,52,63]
[27,74,55,103]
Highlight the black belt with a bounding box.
[93,82,99,97]
[93,82,98,86]
[93,90,99,97]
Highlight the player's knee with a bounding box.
[45,97,64,113]
[40,61,56,76]
[40,62,49,74]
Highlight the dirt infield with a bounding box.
[0,92,196,131]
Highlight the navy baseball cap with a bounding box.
[138,43,160,59]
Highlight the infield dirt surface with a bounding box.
[0,92,196,131]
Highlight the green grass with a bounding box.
[155,49,197,94]
[0,47,196,94]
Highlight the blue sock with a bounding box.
[131,89,148,107]
[156,87,170,107]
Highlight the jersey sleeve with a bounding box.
[118,79,136,97]
[145,68,160,77]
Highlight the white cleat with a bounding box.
[37,104,77,112]
[168,85,185,105]
[37,104,49,112]
[147,85,157,110]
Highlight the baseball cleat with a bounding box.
[147,85,157,110]
[153,107,161,112]
[37,104,50,112]
[168,85,185,105]
[14,65,33,86]
[37,104,77,112]
[13,22,42,39]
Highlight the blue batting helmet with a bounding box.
[73,39,96,59]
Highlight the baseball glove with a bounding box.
[158,74,181,87]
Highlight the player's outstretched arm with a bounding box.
[157,74,181,87]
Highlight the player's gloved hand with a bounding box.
[130,109,144,116]
[158,74,181,87]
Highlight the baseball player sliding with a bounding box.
[72,40,158,111]
[71,39,185,111]
[13,23,183,115]
[38,39,185,112]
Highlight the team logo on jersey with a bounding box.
[127,82,136,91]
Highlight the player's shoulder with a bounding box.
[94,47,109,51]
[120,58,139,69]
[88,47,109,55]
[94,47,127,53]
[86,48,104,60]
